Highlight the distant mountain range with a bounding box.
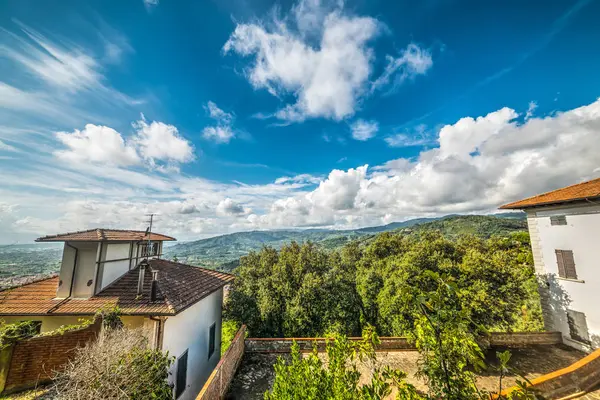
[164,213,527,271]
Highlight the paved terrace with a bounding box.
[225,344,586,399]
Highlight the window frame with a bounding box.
[208,323,216,360]
[555,249,578,280]
[174,349,188,399]
[566,309,591,345]
[550,215,567,226]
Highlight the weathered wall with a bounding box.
[0,318,102,394]
[245,331,563,353]
[196,325,246,400]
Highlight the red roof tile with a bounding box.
[36,229,176,242]
[0,260,234,316]
[500,177,600,210]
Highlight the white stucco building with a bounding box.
[501,178,600,352]
[0,228,234,400]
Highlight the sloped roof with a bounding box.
[36,229,176,242]
[500,178,600,210]
[0,260,234,316]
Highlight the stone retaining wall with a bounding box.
[196,325,246,400]
[245,331,563,353]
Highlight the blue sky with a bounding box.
[1,0,600,243]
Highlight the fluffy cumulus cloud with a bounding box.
[55,124,140,166]
[350,119,378,141]
[223,0,431,122]
[216,198,250,216]
[202,101,236,144]
[54,116,194,168]
[132,116,194,164]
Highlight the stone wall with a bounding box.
[501,347,600,399]
[245,331,563,353]
[196,325,246,400]
[0,318,102,394]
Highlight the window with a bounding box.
[550,215,567,226]
[208,323,216,359]
[175,350,188,399]
[555,250,577,280]
[140,242,159,258]
[567,309,590,344]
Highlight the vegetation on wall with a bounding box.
[224,230,542,338]
[0,320,41,349]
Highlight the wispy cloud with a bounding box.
[202,101,237,144]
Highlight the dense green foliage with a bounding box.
[0,320,41,349]
[225,230,542,338]
[265,327,422,400]
[165,214,526,271]
[221,319,241,355]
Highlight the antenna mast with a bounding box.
[145,213,154,259]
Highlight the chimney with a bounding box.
[137,260,148,296]
[150,269,159,302]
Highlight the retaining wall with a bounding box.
[245,331,563,353]
[0,318,102,394]
[196,325,246,400]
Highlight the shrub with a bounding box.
[53,328,173,400]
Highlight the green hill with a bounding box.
[165,213,527,270]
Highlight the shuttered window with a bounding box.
[555,250,577,280]
[208,323,216,359]
[175,350,188,399]
[550,215,567,226]
[567,309,591,344]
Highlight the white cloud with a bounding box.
[525,101,537,120]
[350,119,378,141]
[371,43,433,92]
[0,139,17,152]
[217,198,250,216]
[384,124,436,148]
[143,0,159,9]
[132,116,194,164]
[54,116,194,168]
[223,0,380,122]
[202,101,236,144]
[55,124,140,166]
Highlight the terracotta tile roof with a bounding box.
[35,229,176,242]
[0,260,234,316]
[500,177,600,210]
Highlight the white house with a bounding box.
[501,178,600,352]
[0,228,234,400]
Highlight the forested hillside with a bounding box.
[165,213,526,270]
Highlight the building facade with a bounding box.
[0,228,234,400]
[501,178,600,352]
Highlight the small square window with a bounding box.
[208,323,216,359]
[550,215,567,226]
[567,309,590,345]
[175,350,188,399]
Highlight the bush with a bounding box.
[53,328,173,400]
[221,319,241,355]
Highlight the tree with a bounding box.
[225,231,542,338]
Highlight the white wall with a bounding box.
[530,203,600,351]
[162,289,223,400]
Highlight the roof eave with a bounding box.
[499,196,600,210]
